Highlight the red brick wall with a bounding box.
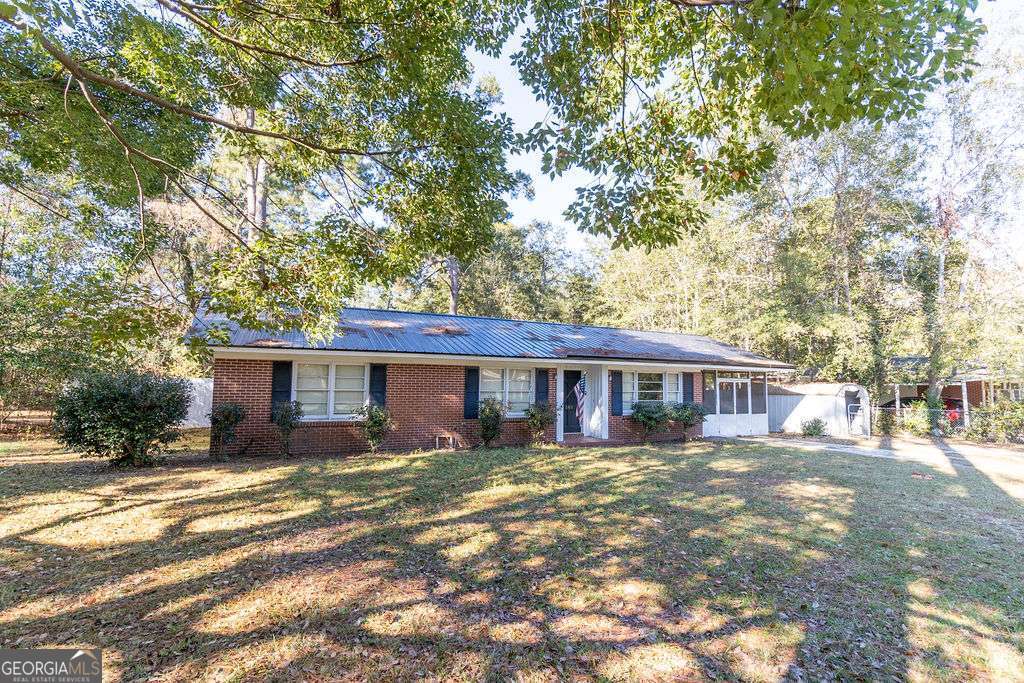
[607,371,704,443]
[211,358,557,457]
[915,382,984,408]
[211,360,704,457]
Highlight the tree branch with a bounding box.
[2,16,411,159]
[666,0,752,7]
[155,0,382,69]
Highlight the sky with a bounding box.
[471,1,1024,263]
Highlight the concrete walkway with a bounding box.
[719,435,1024,471]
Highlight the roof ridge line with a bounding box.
[342,306,715,340]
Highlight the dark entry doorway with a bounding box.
[564,370,582,433]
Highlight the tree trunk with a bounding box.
[445,255,461,314]
[241,108,267,243]
[926,193,955,403]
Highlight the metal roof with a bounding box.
[198,307,794,369]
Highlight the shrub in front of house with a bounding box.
[898,404,931,436]
[523,402,555,443]
[210,402,247,460]
[630,401,672,440]
[800,418,827,437]
[53,371,190,467]
[964,401,1024,443]
[360,404,394,452]
[478,398,505,446]
[271,400,303,456]
[668,402,707,441]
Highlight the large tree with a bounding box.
[0,0,983,338]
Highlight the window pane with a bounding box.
[333,390,364,414]
[480,368,504,402]
[666,373,679,403]
[736,381,749,414]
[507,369,532,412]
[751,374,766,414]
[638,372,663,402]
[622,372,636,407]
[296,363,329,416]
[703,371,717,414]
[719,380,734,414]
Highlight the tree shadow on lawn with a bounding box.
[0,440,1021,681]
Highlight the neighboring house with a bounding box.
[880,356,1024,412]
[199,308,793,456]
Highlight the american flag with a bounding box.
[573,375,587,426]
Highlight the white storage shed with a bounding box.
[767,383,870,437]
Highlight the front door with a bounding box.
[717,377,750,437]
[563,370,582,433]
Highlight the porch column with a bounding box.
[961,381,970,427]
[555,368,564,443]
[894,384,901,415]
[586,365,609,439]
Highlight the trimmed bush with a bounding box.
[210,402,247,460]
[668,402,707,442]
[53,371,190,467]
[271,400,303,456]
[630,401,672,440]
[801,418,827,437]
[479,398,505,446]
[360,404,394,452]
[523,402,555,442]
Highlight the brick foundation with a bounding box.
[211,359,703,458]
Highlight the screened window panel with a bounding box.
[703,371,717,414]
[666,373,680,403]
[507,368,533,412]
[718,380,734,414]
[480,368,504,403]
[751,374,767,414]
[296,363,329,416]
[638,372,664,402]
[333,365,365,415]
[736,381,749,414]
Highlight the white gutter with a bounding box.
[210,345,794,373]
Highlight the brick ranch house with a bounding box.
[202,308,793,456]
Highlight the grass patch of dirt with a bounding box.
[0,436,1021,681]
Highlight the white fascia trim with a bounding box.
[211,346,793,373]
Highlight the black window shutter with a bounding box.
[271,361,292,418]
[683,373,694,403]
[369,364,387,406]
[610,370,623,416]
[535,369,549,406]
[464,367,479,419]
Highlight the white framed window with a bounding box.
[637,372,664,402]
[666,373,680,403]
[621,370,695,413]
[480,367,536,416]
[622,371,637,413]
[480,368,504,403]
[332,364,367,416]
[295,363,329,418]
[294,362,368,420]
[507,368,533,413]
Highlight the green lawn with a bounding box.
[0,435,1021,681]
